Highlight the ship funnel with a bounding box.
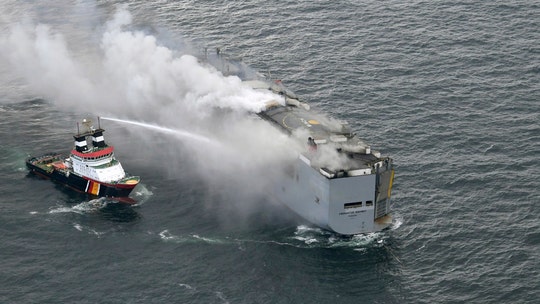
[92,130,106,147]
[74,135,88,152]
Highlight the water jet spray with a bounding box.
[100,116,219,146]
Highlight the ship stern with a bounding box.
[327,165,395,235]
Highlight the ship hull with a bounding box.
[26,156,137,198]
[272,156,394,235]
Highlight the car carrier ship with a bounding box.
[250,80,394,235]
[26,118,140,199]
[206,49,395,235]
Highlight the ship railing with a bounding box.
[92,159,120,169]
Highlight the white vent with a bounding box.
[347,168,372,176]
[319,168,335,178]
[286,97,300,107]
[330,135,347,142]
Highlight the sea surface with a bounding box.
[1,1,539,303]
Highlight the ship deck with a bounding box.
[258,104,381,173]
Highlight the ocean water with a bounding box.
[1,1,539,303]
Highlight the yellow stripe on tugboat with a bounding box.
[90,181,100,195]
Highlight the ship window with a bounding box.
[366,200,373,207]
[344,202,362,209]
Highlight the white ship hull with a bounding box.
[272,154,394,235]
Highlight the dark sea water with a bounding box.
[1,1,539,303]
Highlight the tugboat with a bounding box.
[26,118,140,198]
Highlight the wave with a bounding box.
[48,197,110,214]
[157,224,394,252]
[128,183,153,206]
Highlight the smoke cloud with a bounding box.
[0,4,302,220]
[1,6,283,116]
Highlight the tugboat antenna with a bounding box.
[98,116,101,129]
[77,122,80,136]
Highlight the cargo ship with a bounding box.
[204,49,395,235]
[247,79,395,235]
[26,118,140,198]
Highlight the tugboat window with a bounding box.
[366,200,373,207]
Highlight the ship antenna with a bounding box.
[98,116,101,129]
[77,122,80,136]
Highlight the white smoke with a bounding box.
[1,22,95,106]
[1,7,283,116]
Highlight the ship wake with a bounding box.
[48,197,110,215]
[157,226,391,252]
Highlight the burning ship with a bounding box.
[26,118,140,198]
[205,49,395,235]
[248,79,395,235]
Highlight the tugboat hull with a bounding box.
[26,154,139,198]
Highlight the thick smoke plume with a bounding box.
[0,5,302,220]
[1,7,283,115]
